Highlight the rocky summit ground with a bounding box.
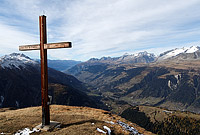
[0,105,153,135]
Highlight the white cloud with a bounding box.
[54,0,200,60]
[0,0,200,61]
[0,20,39,56]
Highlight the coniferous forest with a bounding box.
[121,107,200,135]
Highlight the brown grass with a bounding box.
[150,60,200,71]
[0,105,153,135]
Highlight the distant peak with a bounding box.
[185,46,199,53]
[87,51,155,64]
[0,53,37,69]
[137,51,147,55]
[134,51,155,57]
[1,53,31,59]
[123,53,129,56]
[158,45,200,60]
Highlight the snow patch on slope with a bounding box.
[185,46,199,53]
[103,126,111,135]
[117,121,143,135]
[97,128,107,134]
[14,128,40,135]
[160,47,188,60]
[0,53,37,69]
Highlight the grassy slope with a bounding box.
[0,105,153,135]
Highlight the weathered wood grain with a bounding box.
[19,42,72,51]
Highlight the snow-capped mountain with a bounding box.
[158,46,200,61]
[0,53,37,69]
[66,51,156,77]
[117,51,155,63]
[0,53,98,109]
[86,46,200,64]
[87,51,156,64]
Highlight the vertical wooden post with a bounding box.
[39,15,50,126]
[19,15,72,129]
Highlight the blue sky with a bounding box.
[0,0,200,61]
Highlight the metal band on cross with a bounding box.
[19,15,72,126]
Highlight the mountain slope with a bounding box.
[66,51,155,76]
[67,58,200,114]
[66,46,200,114]
[157,46,200,61]
[0,53,99,109]
[47,59,81,71]
[0,53,37,69]
[123,66,200,113]
[121,105,200,135]
[0,105,153,135]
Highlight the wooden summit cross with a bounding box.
[19,15,72,126]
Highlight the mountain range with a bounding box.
[86,46,200,64]
[67,46,200,114]
[0,53,103,109]
[66,46,200,74]
[87,51,156,64]
[1,45,200,113]
[1,46,200,134]
[157,46,200,61]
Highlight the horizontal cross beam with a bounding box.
[19,42,72,51]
